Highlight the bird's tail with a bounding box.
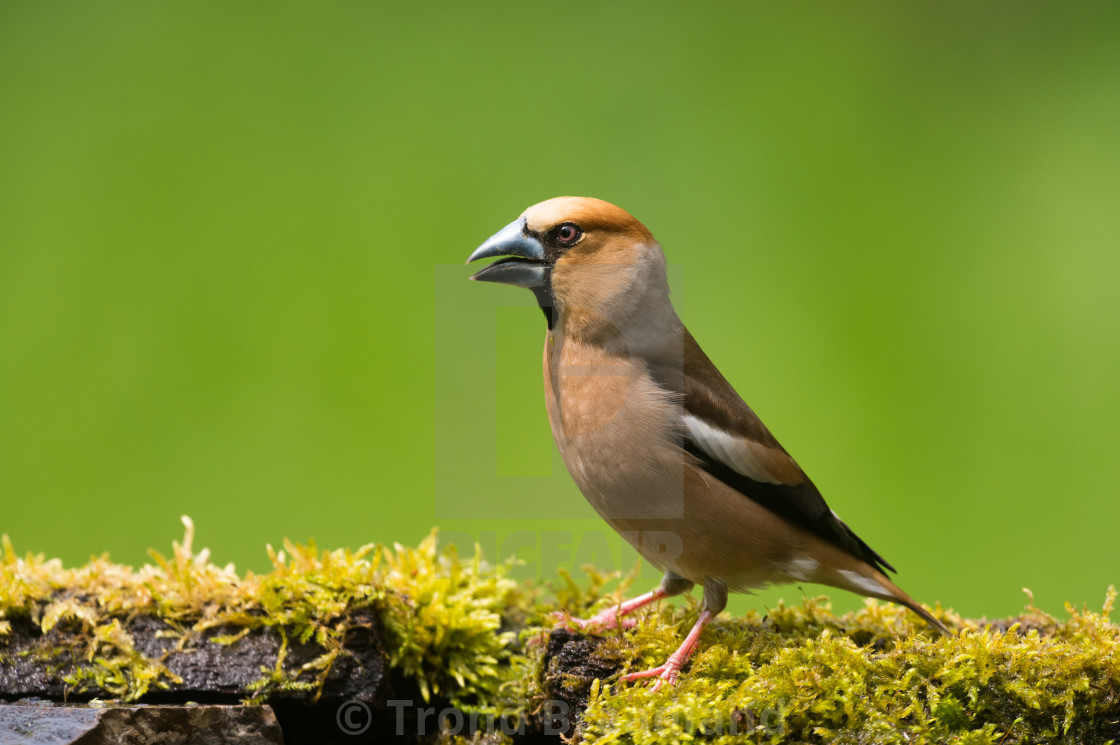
[828,566,951,636]
[871,574,952,636]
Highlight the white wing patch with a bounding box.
[783,557,820,582]
[837,569,890,597]
[683,414,785,485]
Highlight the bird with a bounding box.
[465,196,949,689]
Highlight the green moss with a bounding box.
[375,534,532,709]
[60,618,183,700]
[3,521,1118,744]
[0,517,536,709]
[574,591,1119,744]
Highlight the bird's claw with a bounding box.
[550,609,637,632]
[620,661,681,692]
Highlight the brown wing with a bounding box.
[647,330,896,575]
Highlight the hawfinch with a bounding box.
[466,197,948,688]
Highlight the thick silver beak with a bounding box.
[466,217,549,289]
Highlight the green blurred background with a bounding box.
[2,2,1118,621]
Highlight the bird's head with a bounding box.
[466,197,668,332]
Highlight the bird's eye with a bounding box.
[555,223,583,247]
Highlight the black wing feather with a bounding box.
[682,439,896,574]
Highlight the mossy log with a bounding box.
[3,521,1119,744]
[0,609,388,705]
[541,608,1120,744]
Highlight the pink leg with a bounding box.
[620,609,715,691]
[554,588,668,631]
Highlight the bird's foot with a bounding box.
[551,608,637,632]
[550,590,669,632]
[618,608,714,692]
[619,658,683,692]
